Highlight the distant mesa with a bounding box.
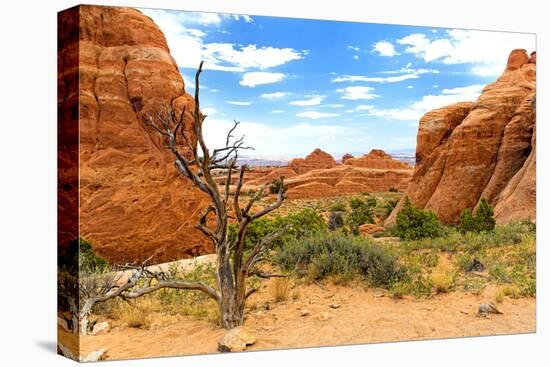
[344,149,412,170]
[387,48,536,226]
[289,148,337,174]
[282,148,412,200]
[341,153,355,163]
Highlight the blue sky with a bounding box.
[141,8,535,160]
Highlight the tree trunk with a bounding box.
[217,257,245,329]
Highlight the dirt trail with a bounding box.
[63,282,536,360]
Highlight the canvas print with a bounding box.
[57,4,537,361]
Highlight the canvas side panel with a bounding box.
[57,5,81,361]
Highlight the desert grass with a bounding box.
[270,277,293,302]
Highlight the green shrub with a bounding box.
[383,199,398,219]
[346,197,375,228]
[276,233,406,288]
[228,208,327,251]
[268,177,288,194]
[459,198,496,233]
[389,187,399,193]
[328,211,345,231]
[329,201,347,212]
[395,197,443,240]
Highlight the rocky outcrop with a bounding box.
[341,153,354,163]
[387,49,536,225]
[345,149,411,170]
[529,51,536,64]
[285,165,412,199]
[289,148,337,174]
[59,5,212,264]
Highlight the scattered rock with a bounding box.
[218,326,257,353]
[318,312,331,321]
[479,303,503,315]
[467,259,485,273]
[58,344,107,362]
[359,223,385,236]
[329,303,341,309]
[91,321,110,335]
[300,308,310,317]
[57,316,70,332]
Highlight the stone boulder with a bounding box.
[218,326,257,352]
[359,224,385,236]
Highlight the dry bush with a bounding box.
[431,269,455,294]
[270,277,292,302]
[494,289,505,303]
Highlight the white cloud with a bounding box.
[337,86,379,100]
[355,105,373,111]
[141,9,303,73]
[397,30,536,76]
[232,14,253,23]
[202,119,368,157]
[407,85,413,89]
[331,67,438,84]
[353,55,359,60]
[296,111,340,119]
[203,43,303,70]
[323,104,344,108]
[289,95,325,106]
[367,84,484,121]
[210,88,220,93]
[373,41,399,57]
[261,92,289,100]
[202,107,217,115]
[270,110,285,114]
[225,100,253,106]
[239,72,286,87]
[348,45,361,52]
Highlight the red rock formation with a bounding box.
[288,148,337,174]
[285,165,412,199]
[341,153,354,163]
[529,51,536,64]
[386,49,536,225]
[345,149,411,170]
[506,48,530,70]
[59,5,212,264]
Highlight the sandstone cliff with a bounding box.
[59,5,211,264]
[387,49,536,225]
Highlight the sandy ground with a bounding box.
[60,281,536,360]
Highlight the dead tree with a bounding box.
[139,61,287,329]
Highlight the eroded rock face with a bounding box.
[285,165,412,199]
[59,5,212,264]
[387,49,536,225]
[341,153,355,163]
[289,148,337,174]
[345,149,411,170]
